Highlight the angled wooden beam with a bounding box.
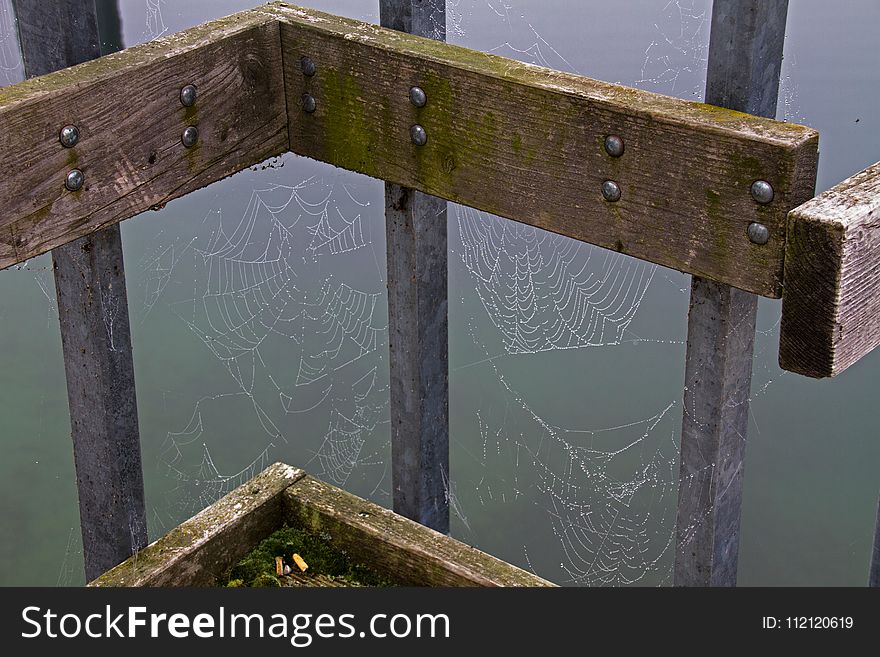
[674,0,790,587]
[780,160,880,378]
[269,2,817,298]
[283,475,554,586]
[0,8,288,270]
[376,0,450,533]
[0,2,818,295]
[90,463,307,587]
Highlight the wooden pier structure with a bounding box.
[2,0,880,586]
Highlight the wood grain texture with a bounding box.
[90,463,306,587]
[780,160,880,377]
[674,279,757,586]
[673,0,786,588]
[0,9,288,270]
[269,2,817,297]
[283,476,555,587]
[12,0,148,582]
[381,0,450,535]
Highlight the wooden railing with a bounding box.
[2,0,879,586]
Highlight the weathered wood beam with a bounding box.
[53,224,148,582]
[90,463,306,586]
[11,0,147,582]
[780,160,880,378]
[674,0,789,587]
[91,463,553,587]
[0,8,288,270]
[377,0,450,534]
[283,475,554,586]
[0,2,818,295]
[270,2,817,298]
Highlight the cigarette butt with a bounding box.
[275,556,284,576]
[283,564,291,575]
[292,553,308,572]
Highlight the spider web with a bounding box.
[146,174,391,523]
[136,0,757,587]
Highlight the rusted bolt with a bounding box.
[180,84,197,107]
[409,86,427,108]
[59,125,80,148]
[181,126,198,148]
[604,134,624,157]
[410,124,427,146]
[747,222,770,245]
[750,180,774,204]
[65,169,84,191]
[602,180,621,202]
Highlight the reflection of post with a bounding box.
[11,0,147,582]
[380,0,450,533]
[674,0,789,586]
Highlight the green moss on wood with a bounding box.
[267,3,815,145]
[320,68,376,177]
[225,525,396,587]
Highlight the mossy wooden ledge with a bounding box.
[90,463,554,587]
[0,8,288,270]
[89,463,306,587]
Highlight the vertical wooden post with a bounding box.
[380,0,450,533]
[673,0,789,587]
[870,494,880,587]
[12,0,147,582]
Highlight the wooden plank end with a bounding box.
[780,161,880,378]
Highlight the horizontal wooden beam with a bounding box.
[269,2,817,297]
[283,475,554,586]
[780,160,880,377]
[0,8,288,270]
[0,2,818,298]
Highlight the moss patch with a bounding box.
[223,525,395,587]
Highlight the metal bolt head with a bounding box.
[409,86,427,108]
[750,179,774,204]
[181,126,199,148]
[65,169,84,191]
[604,134,624,157]
[747,222,770,245]
[302,94,316,113]
[301,57,316,77]
[180,84,197,107]
[601,179,621,202]
[410,124,427,146]
[59,125,80,148]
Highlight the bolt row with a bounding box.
[58,58,777,247]
[60,83,200,192]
